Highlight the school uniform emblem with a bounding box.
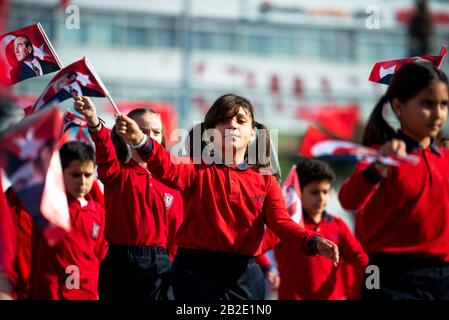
[164,193,174,209]
[92,223,100,240]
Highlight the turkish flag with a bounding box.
[0,0,10,88]
[12,94,37,109]
[60,109,93,147]
[296,103,360,140]
[0,23,62,86]
[0,105,70,245]
[369,45,447,85]
[62,109,88,134]
[298,125,419,166]
[10,94,47,116]
[282,165,303,228]
[60,108,104,207]
[31,57,109,113]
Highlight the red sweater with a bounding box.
[90,127,183,251]
[262,211,368,300]
[339,134,449,261]
[29,195,107,300]
[136,138,318,256]
[6,188,33,300]
[0,178,16,295]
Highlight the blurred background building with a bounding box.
[6,0,449,232]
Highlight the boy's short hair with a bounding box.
[295,157,336,190]
[60,141,95,171]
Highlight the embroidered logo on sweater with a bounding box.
[250,194,265,203]
[164,193,174,209]
[92,223,100,240]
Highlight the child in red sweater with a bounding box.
[113,93,339,300]
[74,98,183,300]
[29,141,107,299]
[259,158,368,300]
[339,61,449,300]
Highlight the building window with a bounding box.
[248,34,269,54]
[125,26,147,47]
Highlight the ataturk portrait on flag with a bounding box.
[0,23,62,85]
[31,57,109,113]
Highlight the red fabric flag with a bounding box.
[62,109,88,134]
[298,125,331,158]
[298,125,419,166]
[0,0,10,88]
[0,23,62,86]
[296,103,360,140]
[0,105,70,245]
[31,57,109,113]
[59,109,104,207]
[282,165,303,228]
[11,94,60,117]
[369,45,447,85]
[60,109,92,146]
[102,100,178,146]
[12,94,37,110]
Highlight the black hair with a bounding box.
[60,141,95,171]
[363,61,449,146]
[111,108,165,164]
[185,93,272,170]
[295,157,336,190]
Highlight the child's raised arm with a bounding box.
[74,96,101,132]
[74,97,121,183]
[115,114,196,191]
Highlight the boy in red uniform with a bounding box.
[260,158,368,300]
[29,141,107,300]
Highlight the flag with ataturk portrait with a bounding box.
[0,23,62,85]
[30,57,109,114]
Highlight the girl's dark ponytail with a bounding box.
[185,122,209,161]
[362,95,398,146]
[252,121,271,169]
[253,121,283,182]
[110,126,131,164]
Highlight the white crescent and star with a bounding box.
[379,64,396,79]
[32,44,50,60]
[14,129,46,160]
[75,72,91,86]
[0,34,16,78]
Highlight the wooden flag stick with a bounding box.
[107,94,121,117]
